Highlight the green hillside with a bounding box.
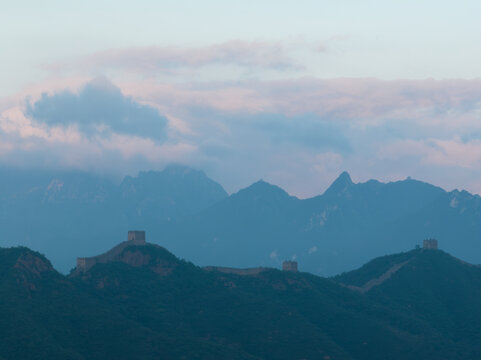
[1,243,481,359]
[335,248,481,357]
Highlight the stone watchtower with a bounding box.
[423,239,438,250]
[282,260,298,272]
[128,230,146,244]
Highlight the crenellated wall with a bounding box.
[203,266,267,276]
[76,231,147,273]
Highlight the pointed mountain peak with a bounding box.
[325,171,354,195]
[337,171,353,184]
[252,179,270,187]
[234,179,294,201]
[246,179,286,193]
[121,164,227,198]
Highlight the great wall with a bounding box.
[74,231,439,285]
[75,230,147,273]
[74,230,299,275]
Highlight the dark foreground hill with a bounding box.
[1,241,481,359]
[335,248,481,356]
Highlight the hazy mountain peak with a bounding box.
[163,163,202,175]
[335,171,353,184]
[240,179,291,198]
[138,164,205,179]
[121,165,227,196]
[324,171,353,195]
[253,179,270,186]
[126,165,223,189]
[118,165,228,222]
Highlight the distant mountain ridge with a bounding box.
[156,172,481,275]
[2,165,481,275]
[0,165,227,272]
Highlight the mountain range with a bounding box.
[1,165,481,275]
[1,239,480,359]
[0,165,227,272]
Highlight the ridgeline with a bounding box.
[1,234,481,359]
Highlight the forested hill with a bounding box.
[1,242,481,359]
[336,248,481,354]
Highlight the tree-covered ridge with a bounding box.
[333,249,418,287]
[2,243,481,359]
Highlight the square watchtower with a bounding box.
[282,260,298,272]
[128,230,146,244]
[423,239,438,250]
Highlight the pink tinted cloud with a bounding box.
[379,138,481,170]
[118,77,481,128]
[252,78,481,119]
[4,75,481,196]
[49,40,304,75]
[8,76,481,146]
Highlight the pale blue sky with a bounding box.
[2,1,481,95]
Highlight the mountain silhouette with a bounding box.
[2,166,481,275]
[0,165,227,272]
[157,172,480,275]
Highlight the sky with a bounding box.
[1,1,481,197]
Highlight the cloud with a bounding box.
[0,121,196,177]
[120,77,481,124]
[25,78,168,142]
[251,113,351,153]
[0,78,195,176]
[270,250,278,260]
[181,106,352,153]
[4,76,481,197]
[50,40,304,76]
[380,138,481,170]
